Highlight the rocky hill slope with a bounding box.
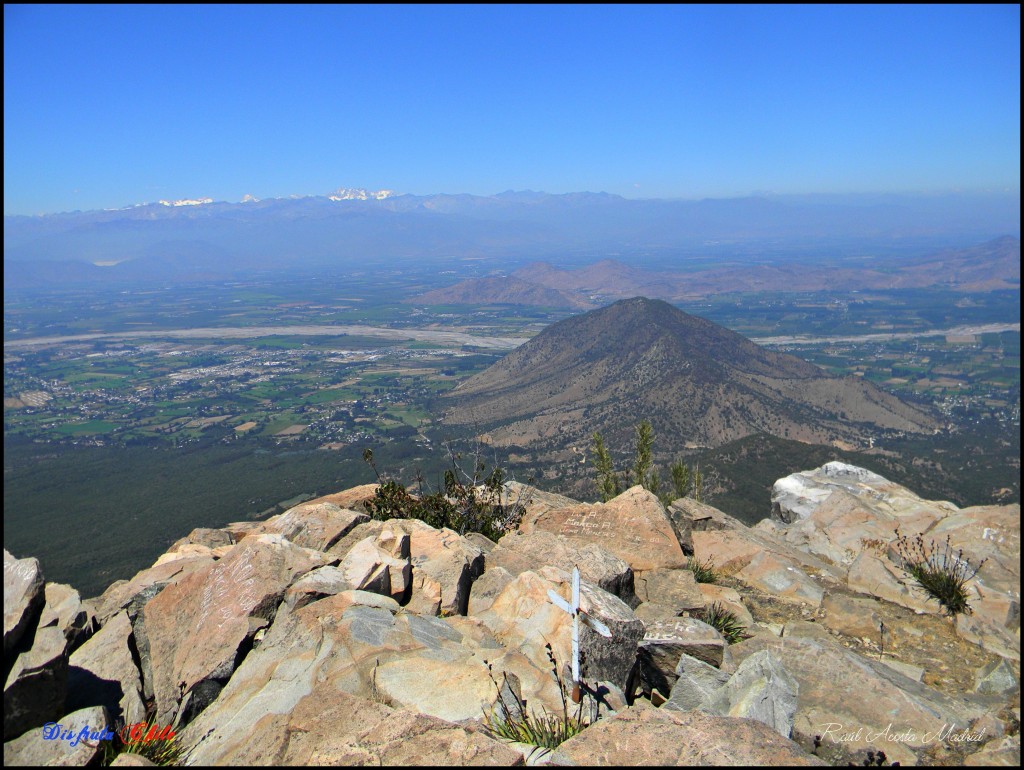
[442,297,941,457]
[4,465,1018,766]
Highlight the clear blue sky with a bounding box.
[4,4,1020,215]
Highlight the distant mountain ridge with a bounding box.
[5,189,1019,288]
[442,297,942,458]
[408,236,1019,305]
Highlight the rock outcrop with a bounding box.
[3,469,1018,767]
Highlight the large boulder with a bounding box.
[489,530,637,606]
[638,617,726,698]
[4,625,68,740]
[66,611,146,726]
[90,552,215,626]
[706,649,799,738]
[771,462,955,525]
[4,550,45,658]
[478,567,644,693]
[730,631,985,766]
[3,705,113,767]
[179,594,556,764]
[37,583,94,654]
[143,533,324,723]
[521,485,686,571]
[554,706,822,765]
[252,501,368,552]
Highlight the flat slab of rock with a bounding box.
[3,705,112,766]
[144,533,324,722]
[730,632,985,766]
[634,568,705,613]
[707,649,799,738]
[67,611,145,726]
[554,706,823,765]
[522,485,686,571]
[490,530,637,606]
[4,625,68,740]
[254,501,368,552]
[664,652,731,712]
[4,550,45,658]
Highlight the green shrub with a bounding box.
[892,528,986,617]
[697,601,746,644]
[686,555,719,584]
[362,446,525,541]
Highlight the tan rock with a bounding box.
[144,533,324,722]
[479,567,644,693]
[38,583,93,653]
[305,483,381,512]
[285,687,524,766]
[523,485,686,571]
[91,554,214,626]
[67,611,145,726]
[490,530,637,606]
[3,705,113,766]
[697,583,754,628]
[4,550,45,658]
[467,567,516,616]
[634,568,705,613]
[391,519,485,616]
[735,551,824,607]
[257,501,368,551]
[555,706,823,765]
[846,552,937,614]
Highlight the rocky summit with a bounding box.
[3,466,1019,766]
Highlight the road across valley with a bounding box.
[2,324,530,351]
[751,322,1020,346]
[3,321,1018,351]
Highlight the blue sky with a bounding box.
[3,4,1020,215]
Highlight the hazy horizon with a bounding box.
[4,5,1019,216]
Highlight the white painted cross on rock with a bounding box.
[547,566,611,702]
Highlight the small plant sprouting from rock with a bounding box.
[101,720,184,767]
[481,644,588,751]
[698,601,746,644]
[892,527,987,617]
[686,555,718,584]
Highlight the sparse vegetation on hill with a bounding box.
[592,420,710,505]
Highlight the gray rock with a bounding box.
[67,611,146,726]
[707,650,799,738]
[4,550,45,658]
[975,658,1020,696]
[3,705,113,766]
[638,617,727,698]
[663,653,730,712]
[4,625,68,740]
